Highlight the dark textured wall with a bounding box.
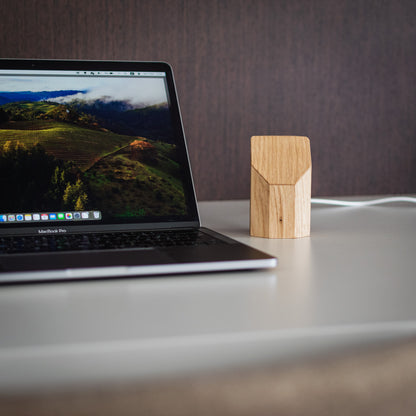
[0,0,415,200]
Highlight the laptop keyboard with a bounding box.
[0,229,224,255]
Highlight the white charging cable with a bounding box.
[311,196,416,207]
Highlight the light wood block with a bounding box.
[250,136,311,238]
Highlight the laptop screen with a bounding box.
[0,60,199,232]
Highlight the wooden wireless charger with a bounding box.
[250,136,311,239]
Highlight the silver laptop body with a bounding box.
[0,59,276,283]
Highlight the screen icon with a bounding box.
[65,213,73,220]
[0,215,7,222]
[16,214,24,221]
[93,211,100,219]
[8,215,15,222]
[41,214,49,220]
[24,214,32,221]
[57,213,65,220]
[49,213,57,220]
[81,212,89,219]
[33,214,40,221]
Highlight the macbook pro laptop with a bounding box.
[0,59,276,283]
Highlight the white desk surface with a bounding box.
[1,198,416,392]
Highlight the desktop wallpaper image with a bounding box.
[0,75,187,220]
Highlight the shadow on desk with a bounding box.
[1,338,416,416]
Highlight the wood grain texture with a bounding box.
[0,0,415,200]
[2,339,416,416]
[251,136,311,184]
[250,167,271,237]
[250,136,311,238]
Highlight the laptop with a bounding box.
[0,59,277,283]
